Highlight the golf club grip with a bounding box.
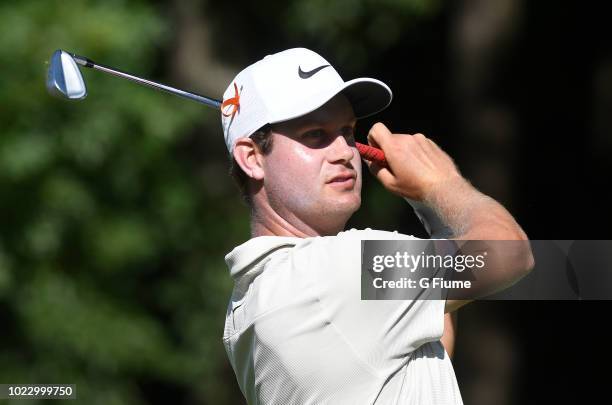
[356,142,387,167]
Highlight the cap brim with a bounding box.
[267,77,392,126]
[340,78,393,119]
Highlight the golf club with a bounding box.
[46,49,387,166]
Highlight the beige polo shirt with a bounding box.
[223,228,463,404]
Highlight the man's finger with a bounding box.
[365,159,396,186]
[367,122,393,150]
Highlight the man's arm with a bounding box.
[440,312,457,359]
[365,123,534,313]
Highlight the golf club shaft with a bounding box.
[68,52,387,166]
[70,53,221,109]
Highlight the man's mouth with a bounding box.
[327,172,356,187]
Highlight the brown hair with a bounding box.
[229,124,273,206]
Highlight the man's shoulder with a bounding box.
[225,230,422,272]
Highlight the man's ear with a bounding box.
[233,138,265,180]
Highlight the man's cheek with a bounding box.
[352,152,362,169]
[291,144,318,164]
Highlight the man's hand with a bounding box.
[364,122,462,201]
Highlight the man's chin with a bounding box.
[303,197,360,236]
[324,194,361,216]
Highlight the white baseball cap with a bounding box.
[221,48,392,153]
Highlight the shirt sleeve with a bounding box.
[302,228,447,374]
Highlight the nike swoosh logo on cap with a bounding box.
[298,64,330,79]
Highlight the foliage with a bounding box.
[0,0,246,403]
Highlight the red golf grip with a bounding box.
[356,142,387,167]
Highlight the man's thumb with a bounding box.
[367,122,392,150]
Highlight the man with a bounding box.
[221,48,533,404]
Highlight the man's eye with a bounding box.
[303,130,325,139]
[300,130,329,147]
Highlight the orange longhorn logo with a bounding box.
[221,82,241,119]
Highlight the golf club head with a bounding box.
[46,50,87,100]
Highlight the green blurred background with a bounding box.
[1,0,611,404]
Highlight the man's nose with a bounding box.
[328,134,355,164]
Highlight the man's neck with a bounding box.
[250,210,317,238]
[250,206,345,238]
